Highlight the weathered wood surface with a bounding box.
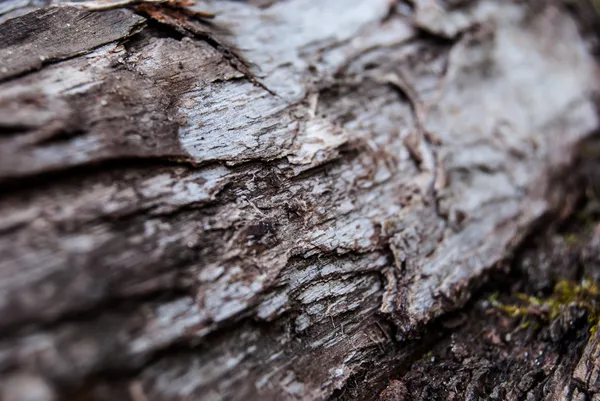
[378,182,600,401]
[0,0,599,400]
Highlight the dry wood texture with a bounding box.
[0,0,599,400]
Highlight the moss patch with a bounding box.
[490,279,600,334]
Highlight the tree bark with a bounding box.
[0,0,599,400]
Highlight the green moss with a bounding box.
[490,279,600,335]
[565,233,583,246]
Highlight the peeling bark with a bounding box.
[0,0,599,400]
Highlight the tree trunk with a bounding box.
[1,0,600,400]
